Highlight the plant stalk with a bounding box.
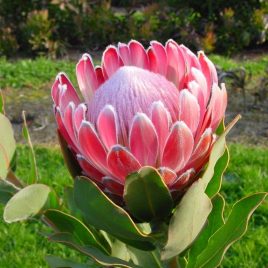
[168,256,179,268]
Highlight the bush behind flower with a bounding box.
[0,0,267,57]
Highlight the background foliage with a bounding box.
[0,0,267,57]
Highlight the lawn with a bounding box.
[1,53,268,90]
[0,144,267,267]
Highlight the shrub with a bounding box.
[22,10,62,58]
[0,25,18,57]
[0,0,267,57]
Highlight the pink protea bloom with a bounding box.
[52,40,227,200]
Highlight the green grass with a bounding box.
[0,143,267,267]
[0,57,76,90]
[210,54,268,76]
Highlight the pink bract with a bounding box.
[51,39,227,199]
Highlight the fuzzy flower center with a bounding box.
[88,66,179,140]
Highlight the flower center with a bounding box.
[88,66,179,141]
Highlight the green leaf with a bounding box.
[187,194,225,268]
[22,111,38,184]
[0,89,5,114]
[58,130,82,178]
[202,115,240,189]
[44,209,110,254]
[124,166,173,222]
[215,119,225,136]
[74,177,155,250]
[4,184,51,223]
[193,192,267,268]
[64,186,82,218]
[205,148,229,198]
[111,240,130,261]
[46,255,94,268]
[128,247,163,268]
[64,187,112,253]
[0,113,16,179]
[178,257,188,268]
[49,232,141,268]
[161,179,212,260]
[9,149,17,172]
[45,190,60,210]
[0,179,20,204]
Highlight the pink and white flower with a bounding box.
[51,40,227,199]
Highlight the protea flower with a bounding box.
[51,40,227,202]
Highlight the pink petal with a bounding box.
[188,80,206,121]
[51,78,60,106]
[77,155,104,183]
[190,136,215,173]
[150,101,171,160]
[63,102,76,143]
[195,108,212,142]
[158,167,177,186]
[129,113,159,166]
[147,48,158,73]
[73,103,87,136]
[57,73,80,111]
[95,66,105,86]
[102,176,124,196]
[166,40,186,89]
[162,121,194,172]
[149,41,167,76]
[210,84,227,130]
[107,145,141,183]
[78,121,108,172]
[178,89,200,134]
[97,105,118,150]
[55,107,77,151]
[118,42,131,65]
[171,169,195,190]
[129,40,149,69]
[180,44,200,71]
[102,45,122,77]
[76,54,98,102]
[189,67,209,105]
[198,51,218,91]
[188,128,212,165]
[101,66,108,80]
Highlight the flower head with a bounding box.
[52,40,227,200]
